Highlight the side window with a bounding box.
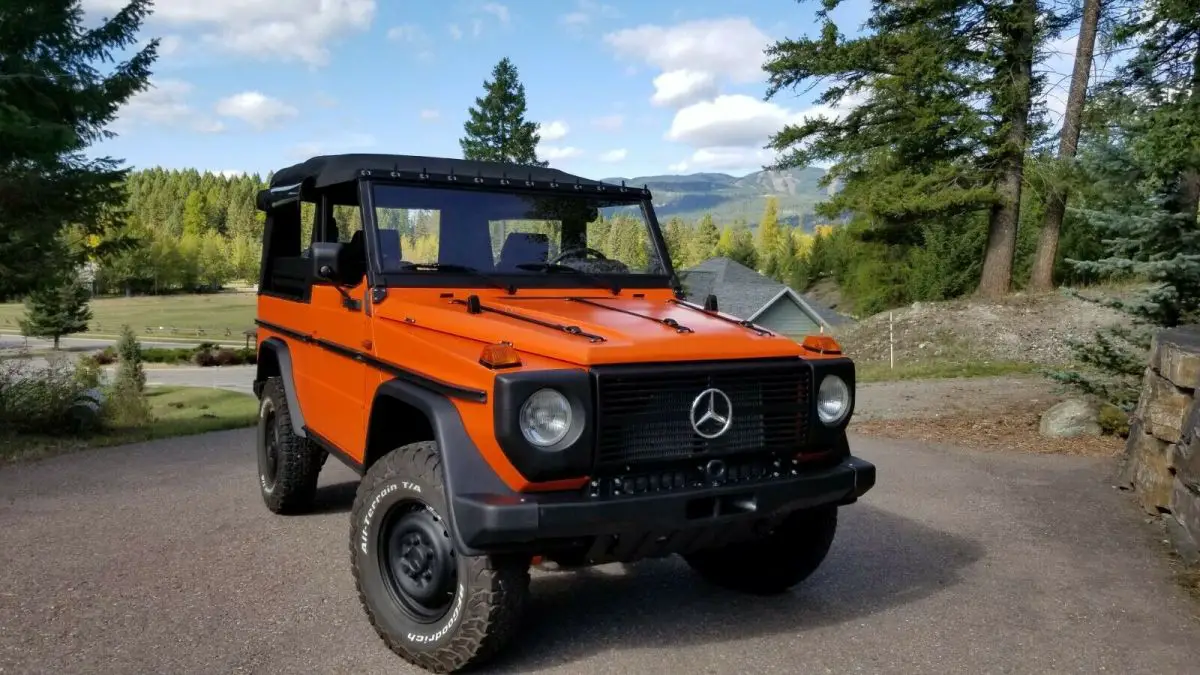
[259,199,310,301]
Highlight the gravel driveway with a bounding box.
[2,428,1198,674]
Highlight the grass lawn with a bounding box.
[0,385,259,463]
[855,358,1046,383]
[0,291,257,341]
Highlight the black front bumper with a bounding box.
[451,455,876,555]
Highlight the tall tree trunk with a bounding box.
[1028,0,1102,291]
[1176,44,1200,223]
[978,0,1038,299]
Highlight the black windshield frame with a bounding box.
[359,178,681,293]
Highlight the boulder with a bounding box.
[1039,398,1102,438]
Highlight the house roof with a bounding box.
[679,257,852,328]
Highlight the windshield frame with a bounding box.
[359,178,681,293]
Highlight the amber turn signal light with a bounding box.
[480,342,522,369]
[801,334,843,355]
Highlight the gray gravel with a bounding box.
[2,429,1198,674]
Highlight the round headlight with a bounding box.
[519,388,572,447]
[817,375,851,425]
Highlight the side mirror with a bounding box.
[311,241,346,283]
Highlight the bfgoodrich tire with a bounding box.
[350,441,530,674]
[256,377,323,514]
[683,506,838,595]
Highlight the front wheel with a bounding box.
[683,506,838,595]
[350,441,530,673]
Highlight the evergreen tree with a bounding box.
[19,277,93,349]
[761,0,1073,299]
[460,57,546,166]
[692,214,720,262]
[0,0,158,300]
[662,216,691,270]
[1028,0,1102,290]
[1050,0,1200,408]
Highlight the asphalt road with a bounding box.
[2,430,1199,674]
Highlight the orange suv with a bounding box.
[251,153,875,673]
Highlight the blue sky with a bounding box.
[82,0,1080,181]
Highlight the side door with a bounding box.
[299,194,372,461]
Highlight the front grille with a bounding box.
[592,358,811,468]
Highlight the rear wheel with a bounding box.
[350,441,530,673]
[256,377,323,514]
[683,506,838,595]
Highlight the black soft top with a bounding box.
[269,153,644,194]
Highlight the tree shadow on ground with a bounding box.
[488,504,984,672]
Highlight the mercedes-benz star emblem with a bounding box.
[690,388,733,439]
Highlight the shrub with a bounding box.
[192,348,217,367]
[1098,403,1131,438]
[106,325,151,427]
[0,354,103,435]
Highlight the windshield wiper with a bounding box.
[515,262,620,295]
[393,262,517,294]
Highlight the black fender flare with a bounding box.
[369,378,517,557]
[256,337,307,437]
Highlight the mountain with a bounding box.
[600,166,833,230]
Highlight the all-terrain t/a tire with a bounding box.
[683,506,838,595]
[350,441,530,674]
[256,377,324,514]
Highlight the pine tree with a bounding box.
[460,57,546,166]
[762,0,1074,299]
[692,214,720,262]
[0,0,158,300]
[1050,0,1200,408]
[19,278,93,349]
[1028,0,1102,290]
[757,197,782,258]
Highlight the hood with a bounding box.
[374,292,805,366]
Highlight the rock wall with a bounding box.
[1121,326,1200,563]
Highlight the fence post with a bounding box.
[889,311,894,370]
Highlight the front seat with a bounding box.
[496,232,550,272]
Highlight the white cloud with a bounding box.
[449,23,464,40]
[668,161,690,172]
[539,120,569,141]
[560,0,621,26]
[387,24,425,43]
[651,69,718,108]
[215,92,298,129]
[473,18,484,37]
[115,78,224,133]
[481,3,510,24]
[666,94,855,148]
[604,18,771,84]
[539,145,583,161]
[599,149,628,162]
[591,114,624,131]
[217,169,247,178]
[673,147,777,173]
[157,34,184,57]
[420,109,440,121]
[290,132,376,159]
[82,0,376,67]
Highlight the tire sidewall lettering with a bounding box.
[405,582,465,645]
[357,469,465,649]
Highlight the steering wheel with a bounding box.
[550,247,608,264]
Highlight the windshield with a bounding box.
[370,183,669,282]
